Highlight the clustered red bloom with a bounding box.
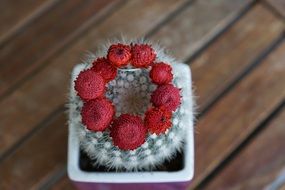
[150,62,173,85]
[111,114,147,150]
[74,42,181,150]
[107,44,131,67]
[74,69,105,100]
[92,58,117,82]
[144,107,172,135]
[151,84,181,111]
[131,44,156,68]
[81,98,115,132]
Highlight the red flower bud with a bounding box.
[131,44,156,68]
[111,114,147,150]
[92,57,117,82]
[107,44,131,67]
[150,62,173,85]
[145,107,172,135]
[74,69,105,100]
[151,84,181,111]
[81,98,115,132]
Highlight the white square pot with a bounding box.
[68,63,194,190]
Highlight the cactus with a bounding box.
[68,39,194,171]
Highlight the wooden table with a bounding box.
[0,0,284,189]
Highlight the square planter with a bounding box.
[68,62,194,190]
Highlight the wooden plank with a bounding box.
[47,2,269,188]
[51,5,285,189]
[149,0,254,60]
[0,0,119,97]
[191,4,285,111]
[50,175,76,190]
[0,0,253,99]
[203,107,285,190]
[266,0,285,17]
[0,0,262,159]
[0,0,57,41]
[0,0,188,188]
[0,2,282,190]
[0,113,67,190]
[190,41,285,189]
[0,0,189,157]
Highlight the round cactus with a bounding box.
[68,39,193,171]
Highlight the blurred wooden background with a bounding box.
[0,0,284,189]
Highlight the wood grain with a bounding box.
[266,0,285,17]
[0,0,188,157]
[0,0,188,188]
[0,1,283,189]
[191,4,284,111]
[0,0,259,159]
[0,113,67,190]
[50,174,76,190]
[0,0,119,97]
[0,0,253,100]
[149,0,254,60]
[203,107,285,190]
[190,41,285,189]
[0,0,57,41]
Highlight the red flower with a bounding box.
[81,98,115,132]
[92,57,117,82]
[145,107,172,135]
[107,44,131,67]
[110,114,147,150]
[131,44,156,68]
[74,69,105,100]
[151,84,181,111]
[150,62,173,85]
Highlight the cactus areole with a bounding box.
[70,41,191,171]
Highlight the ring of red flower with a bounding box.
[74,43,181,150]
